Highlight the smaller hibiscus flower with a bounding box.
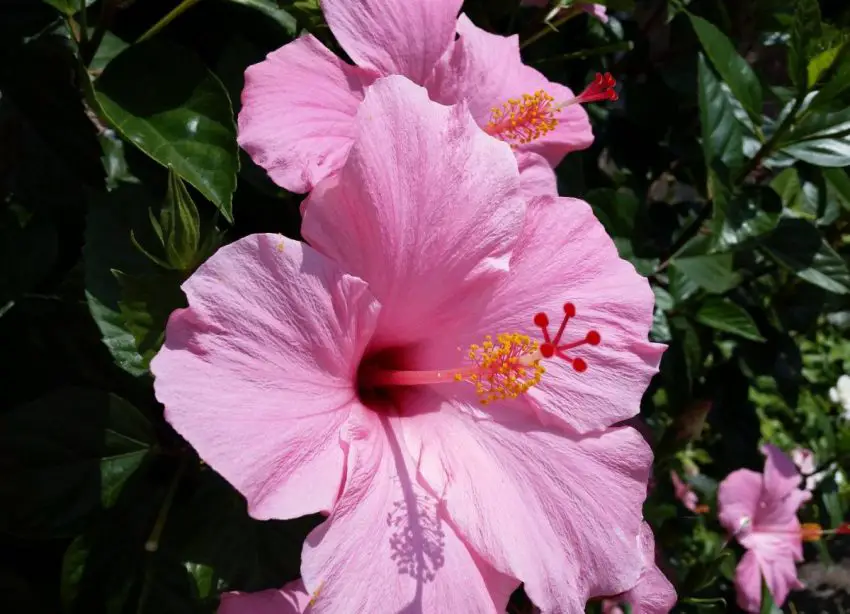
[238,0,617,197]
[790,448,830,493]
[600,523,676,614]
[717,445,812,612]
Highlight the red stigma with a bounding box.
[837,522,850,535]
[532,302,601,372]
[576,72,618,105]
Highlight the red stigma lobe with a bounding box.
[533,302,601,372]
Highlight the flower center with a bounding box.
[484,73,618,147]
[358,302,601,405]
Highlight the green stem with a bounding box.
[519,7,581,50]
[136,0,204,43]
[83,0,119,66]
[144,460,186,553]
[532,41,634,65]
[78,0,89,46]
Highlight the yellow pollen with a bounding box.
[486,90,558,147]
[464,333,545,404]
[801,523,823,542]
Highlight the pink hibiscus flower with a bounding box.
[154,76,663,612]
[670,470,708,514]
[238,0,615,196]
[791,447,828,492]
[601,523,677,614]
[717,444,812,612]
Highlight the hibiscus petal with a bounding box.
[761,444,803,500]
[321,0,461,85]
[614,523,677,614]
[300,406,515,613]
[437,196,662,433]
[733,550,762,613]
[303,75,525,348]
[218,580,311,614]
[427,15,593,166]
[238,35,376,193]
[152,235,381,519]
[397,390,652,610]
[717,469,763,536]
[516,151,558,198]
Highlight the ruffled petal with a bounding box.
[300,407,516,613]
[613,523,676,614]
[152,235,381,519]
[427,15,593,166]
[238,35,377,193]
[218,580,311,614]
[397,390,652,611]
[733,550,763,613]
[516,151,558,198]
[303,75,525,349]
[322,0,462,85]
[419,196,660,433]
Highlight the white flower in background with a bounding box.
[791,448,829,492]
[829,374,850,418]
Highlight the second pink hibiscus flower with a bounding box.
[238,0,617,195]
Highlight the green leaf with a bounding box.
[788,0,822,90]
[689,15,763,122]
[762,218,850,294]
[585,187,640,237]
[94,40,237,221]
[824,168,850,211]
[115,270,187,369]
[778,107,850,167]
[161,170,202,271]
[670,253,742,294]
[0,388,153,538]
[698,54,745,169]
[223,0,297,35]
[719,186,781,249]
[808,45,842,88]
[695,297,765,341]
[85,184,181,376]
[88,30,129,73]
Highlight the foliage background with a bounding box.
[2,0,850,612]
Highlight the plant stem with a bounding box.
[532,41,634,65]
[136,0,204,43]
[144,459,186,552]
[520,8,581,50]
[78,0,89,46]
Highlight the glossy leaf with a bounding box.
[0,388,153,538]
[95,41,237,221]
[698,54,745,170]
[696,297,765,341]
[689,15,763,122]
[224,0,297,35]
[670,253,742,294]
[762,218,850,294]
[778,107,850,167]
[719,186,781,249]
[788,0,822,90]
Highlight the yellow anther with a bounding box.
[463,332,545,404]
[486,90,558,147]
[801,523,823,542]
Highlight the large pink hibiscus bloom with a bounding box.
[238,0,613,196]
[154,76,662,612]
[717,445,811,612]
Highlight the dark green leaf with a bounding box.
[41,0,95,16]
[778,107,850,167]
[85,184,177,376]
[824,168,850,211]
[223,0,297,35]
[695,297,765,341]
[95,40,237,221]
[720,186,782,248]
[698,54,744,169]
[89,30,129,73]
[762,218,850,294]
[0,388,153,538]
[689,15,763,122]
[586,187,640,237]
[670,253,742,294]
